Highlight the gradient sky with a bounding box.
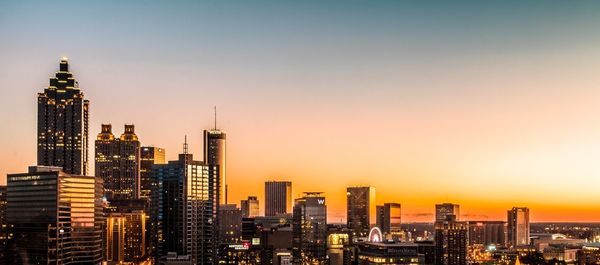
[2,0,600,222]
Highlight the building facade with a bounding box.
[241,196,260,218]
[95,124,141,200]
[37,58,89,175]
[105,211,147,263]
[204,129,226,204]
[435,203,461,222]
[508,207,530,247]
[375,203,402,239]
[6,166,103,264]
[347,186,376,238]
[434,216,468,265]
[265,181,292,216]
[153,148,220,264]
[292,192,327,264]
[467,221,507,246]
[140,146,165,199]
[219,204,242,244]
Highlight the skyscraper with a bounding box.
[37,58,89,175]
[6,166,103,264]
[204,127,226,204]
[292,192,327,264]
[435,215,468,265]
[265,181,293,216]
[153,142,220,264]
[219,204,242,244]
[346,186,376,238]
[507,207,530,247]
[376,203,402,239]
[140,146,166,199]
[95,124,141,200]
[435,203,461,222]
[241,196,260,218]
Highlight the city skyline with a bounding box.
[4,1,600,223]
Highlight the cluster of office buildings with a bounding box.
[0,59,596,265]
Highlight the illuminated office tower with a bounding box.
[292,192,327,265]
[140,146,165,199]
[219,204,242,244]
[435,215,468,265]
[0,186,10,264]
[37,58,89,175]
[153,142,219,264]
[105,212,147,263]
[95,124,141,200]
[467,221,507,246]
[507,207,530,247]
[346,186,376,238]
[265,181,293,216]
[436,203,460,222]
[241,196,260,217]
[376,203,402,239]
[204,125,226,204]
[6,166,103,264]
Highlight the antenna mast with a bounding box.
[183,135,188,154]
[214,106,217,130]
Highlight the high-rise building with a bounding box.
[376,203,402,239]
[507,207,530,247]
[153,143,219,264]
[95,124,141,200]
[241,196,260,218]
[467,221,507,246]
[434,215,468,265]
[219,204,242,244]
[0,185,11,264]
[140,146,165,199]
[6,166,103,264]
[435,203,460,222]
[346,186,376,238]
[105,211,147,263]
[37,58,89,175]
[265,181,292,216]
[204,128,226,204]
[292,192,327,264]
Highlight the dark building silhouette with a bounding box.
[435,215,468,265]
[265,181,292,216]
[152,142,219,264]
[347,186,376,238]
[376,203,402,239]
[292,192,327,264]
[37,58,89,175]
[204,128,226,204]
[7,166,103,264]
[219,204,242,244]
[95,124,141,200]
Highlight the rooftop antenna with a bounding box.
[214,106,217,130]
[183,135,188,154]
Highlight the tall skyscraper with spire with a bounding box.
[204,107,227,204]
[37,58,89,175]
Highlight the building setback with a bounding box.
[6,166,103,264]
[37,58,89,175]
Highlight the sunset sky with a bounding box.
[2,1,600,222]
